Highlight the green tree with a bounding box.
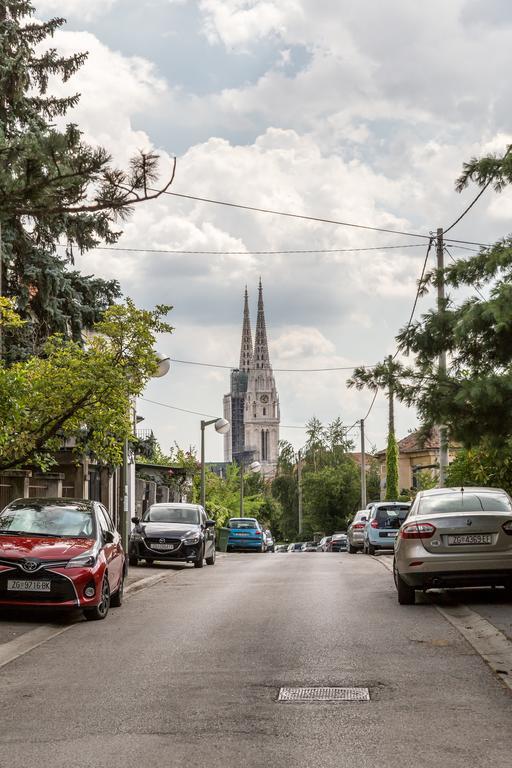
[0,300,172,470]
[0,1,174,360]
[385,431,399,500]
[302,462,360,534]
[396,144,512,449]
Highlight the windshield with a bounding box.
[228,519,259,529]
[419,493,511,515]
[373,506,410,529]
[143,506,200,524]
[0,503,95,538]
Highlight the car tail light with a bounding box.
[370,520,379,529]
[502,521,512,536]
[400,522,436,539]
[255,531,262,536]
[353,523,365,530]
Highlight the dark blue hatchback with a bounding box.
[227,517,265,552]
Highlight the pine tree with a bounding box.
[0,1,175,360]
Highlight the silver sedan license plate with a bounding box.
[7,580,51,592]
[448,534,492,546]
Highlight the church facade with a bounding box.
[223,281,280,477]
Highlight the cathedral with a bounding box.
[223,281,280,477]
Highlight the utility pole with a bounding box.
[437,227,449,486]
[360,418,367,508]
[297,449,303,535]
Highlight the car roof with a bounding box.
[8,497,95,508]
[150,502,201,508]
[418,487,507,497]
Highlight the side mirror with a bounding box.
[205,519,216,528]
[103,530,115,544]
[131,517,140,525]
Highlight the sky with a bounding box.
[34,0,512,460]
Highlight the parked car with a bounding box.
[129,502,216,567]
[347,510,369,553]
[326,533,348,552]
[363,501,411,555]
[226,517,265,552]
[394,487,512,605]
[287,542,304,552]
[264,530,275,552]
[317,536,333,552]
[275,544,289,552]
[0,498,125,620]
[301,541,318,552]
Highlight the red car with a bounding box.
[0,498,125,620]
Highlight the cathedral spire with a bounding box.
[253,278,270,370]
[239,286,253,372]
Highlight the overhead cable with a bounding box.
[169,357,376,373]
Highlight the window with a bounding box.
[263,408,266,416]
[98,504,114,532]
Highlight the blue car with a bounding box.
[363,501,411,555]
[227,517,265,552]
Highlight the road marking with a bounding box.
[0,571,174,670]
[372,554,512,692]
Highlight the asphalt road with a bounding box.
[1,552,512,768]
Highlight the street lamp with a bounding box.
[240,459,261,516]
[121,351,171,550]
[200,417,230,509]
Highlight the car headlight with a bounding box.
[183,535,200,545]
[130,532,144,541]
[66,553,97,569]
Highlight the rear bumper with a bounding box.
[228,539,263,550]
[402,568,512,589]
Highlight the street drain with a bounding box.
[278,687,370,703]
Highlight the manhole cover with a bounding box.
[278,687,370,702]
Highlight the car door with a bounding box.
[96,504,122,592]
[201,507,214,557]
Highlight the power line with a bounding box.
[160,188,492,249]
[162,189,432,240]
[393,236,434,360]
[362,389,379,421]
[56,242,428,256]
[169,357,376,373]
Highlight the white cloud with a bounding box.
[36,0,119,21]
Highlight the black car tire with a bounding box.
[129,554,138,567]
[395,564,416,605]
[206,546,216,566]
[83,575,110,621]
[367,542,376,556]
[110,570,124,608]
[194,546,205,568]
[348,543,357,554]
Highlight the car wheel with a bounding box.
[128,554,138,567]
[194,546,205,568]
[394,563,416,605]
[83,575,110,621]
[348,544,357,554]
[206,546,216,566]
[110,570,125,608]
[367,542,376,556]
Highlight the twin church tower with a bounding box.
[223,280,280,477]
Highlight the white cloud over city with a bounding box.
[34,0,512,458]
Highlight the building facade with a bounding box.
[224,281,280,477]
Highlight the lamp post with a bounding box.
[200,417,230,509]
[239,459,261,516]
[121,352,171,550]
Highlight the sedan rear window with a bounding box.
[0,503,95,538]
[229,519,259,529]
[420,493,511,515]
[144,506,200,524]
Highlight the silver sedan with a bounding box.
[394,487,512,605]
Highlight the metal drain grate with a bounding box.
[278,687,370,703]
